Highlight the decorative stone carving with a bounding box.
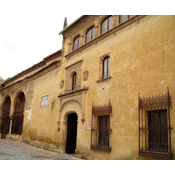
[60,80,64,89]
[83,71,89,81]
[65,60,83,91]
[60,100,82,113]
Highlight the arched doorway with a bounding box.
[11,92,25,135]
[1,96,11,139]
[66,113,78,153]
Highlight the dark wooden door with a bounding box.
[1,116,10,139]
[11,112,24,135]
[66,113,77,153]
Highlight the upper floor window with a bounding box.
[101,16,113,34]
[119,15,134,24]
[72,72,77,90]
[86,26,95,43]
[73,35,80,51]
[103,56,110,79]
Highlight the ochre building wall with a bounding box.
[0,15,174,159]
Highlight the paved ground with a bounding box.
[0,139,82,160]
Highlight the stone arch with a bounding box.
[2,93,12,104]
[99,15,112,25]
[0,95,11,138]
[60,100,82,113]
[63,110,78,123]
[85,24,95,35]
[11,91,25,135]
[59,100,82,152]
[2,96,11,116]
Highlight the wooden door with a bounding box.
[66,113,77,153]
[1,116,10,139]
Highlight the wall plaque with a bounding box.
[41,95,49,107]
[85,122,91,130]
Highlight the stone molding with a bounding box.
[59,100,82,113]
[65,60,83,91]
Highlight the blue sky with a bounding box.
[0,15,80,79]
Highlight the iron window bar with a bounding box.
[91,100,112,152]
[138,87,173,159]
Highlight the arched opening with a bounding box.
[100,16,113,34]
[73,35,80,51]
[1,96,11,139]
[66,113,78,153]
[102,56,110,78]
[72,72,77,91]
[85,26,95,43]
[11,92,25,135]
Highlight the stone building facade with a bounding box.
[0,15,175,160]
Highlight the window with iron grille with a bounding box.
[103,56,110,78]
[72,72,77,90]
[73,35,80,51]
[91,100,112,152]
[148,110,168,152]
[138,88,173,159]
[119,15,134,24]
[101,16,113,34]
[86,26,95,43]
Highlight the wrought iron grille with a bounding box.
[91,100,112,152]
[138,88,173,159]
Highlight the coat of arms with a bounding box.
[83,71,88,81]
[60,80,64,89]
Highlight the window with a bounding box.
[91,100,112,152]
[101,16,113,34]
[138,88,173,159]
[119,15,134,24]
[148,110,168,152]
[86,26,95,43]
[98,115,109,147]
[103,56,110,78]
[72,72,77,90]
[73,35,80,51]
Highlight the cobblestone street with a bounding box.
[0,139,82,160]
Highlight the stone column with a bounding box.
[80,26,84,46]
[9,101,14,135]
[68,43,72,53]
[112,15,117,27]
[95,16,99,37]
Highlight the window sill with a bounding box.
[91,145,111,152]
[58,86,88,98]
[140,150,173,159]
[96,76,112,83]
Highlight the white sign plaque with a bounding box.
[85,122,91,130]
[41,95,49,107]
